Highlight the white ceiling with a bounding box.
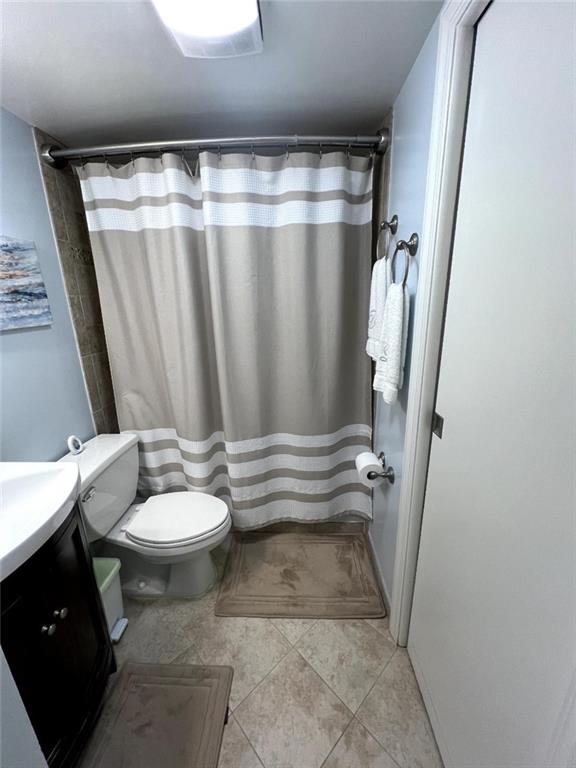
[1,0,441,147]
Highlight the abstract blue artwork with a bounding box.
[0,236,53,331]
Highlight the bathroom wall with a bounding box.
[370,20,440,604]
[0,108,94,461]
[34,129,118,434]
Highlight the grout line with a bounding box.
[353,649,404,768]
[354,645,398,714]
[274,618,319,647]
[291,644,356,722]
[318,715,353,768]
[230,641,299,766]
[233,644,356,767]
[293,620,397,715]
[290,646,355,767]
[229,620,295,714]
[229,713,266,768]
[317,715,402,768]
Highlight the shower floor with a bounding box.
[215,525,385,618]
[110,535,444,768]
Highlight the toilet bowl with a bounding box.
[60,433,231,598]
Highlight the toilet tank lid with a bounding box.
[59,433,138,490]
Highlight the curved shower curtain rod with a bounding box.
[40,130,389,167]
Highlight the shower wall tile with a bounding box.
[83,355,102,412]
[35,128,118,435]
[93,403,119,435]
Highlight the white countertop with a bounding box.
[0,462,80,581]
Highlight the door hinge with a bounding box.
[432,412,444,439]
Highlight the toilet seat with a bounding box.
[123,492,230,548]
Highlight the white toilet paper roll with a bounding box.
[355,451,383,487]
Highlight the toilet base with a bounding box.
[166,551,218,598]
[97,542,221,600]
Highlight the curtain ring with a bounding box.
[319,143,323,159]
[285,144,289,161]
[251,144,255,161]
[130,151,135,169]
[218,145,222,162]
[180,148,194,177]
[346,143,351,159]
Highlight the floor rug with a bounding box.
[215,527,385,618]
[80,662,233,768]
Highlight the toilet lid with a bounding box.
[124,492,230,546]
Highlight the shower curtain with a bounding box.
[76,151,373,528]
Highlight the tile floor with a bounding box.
[113,545,443,768]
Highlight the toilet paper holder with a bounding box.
[368,452,395,485]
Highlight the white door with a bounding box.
[409,3,576,767]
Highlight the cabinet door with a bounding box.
[48,521,105,699]
[1,572,76,759]
[1,510,112,766]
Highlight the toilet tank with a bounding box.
[60,433,139,542]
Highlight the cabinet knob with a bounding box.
[53,607,68,620]
[41,623,57,637]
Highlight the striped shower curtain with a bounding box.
[76,151,373,528]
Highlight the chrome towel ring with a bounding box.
[389,232,419,287]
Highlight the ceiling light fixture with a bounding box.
[151,0,263,58]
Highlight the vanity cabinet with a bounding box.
[1,504,114,767]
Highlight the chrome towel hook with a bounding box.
[380,215,398,236]
[396,232,419,257]
[376,215,398,260]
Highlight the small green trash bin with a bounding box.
[93,557,125,640]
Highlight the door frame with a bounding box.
[389,0,490,645]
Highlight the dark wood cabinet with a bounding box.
[1,505,114,767]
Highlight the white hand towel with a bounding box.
[373,282,409,404]
[366,258,391,360]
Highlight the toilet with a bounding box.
[60,433,231,598]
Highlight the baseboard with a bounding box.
[235,520,368,534]
[367,528,391,616]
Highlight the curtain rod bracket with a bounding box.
[375,129,390,154]
[40,143,67,169]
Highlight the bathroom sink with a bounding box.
[0,462,80,580]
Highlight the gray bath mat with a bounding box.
[216,528,385,618]
[80,662,233,768]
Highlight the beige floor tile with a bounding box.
[235,650,353,768]
[270,617,318,645]
[114,594,214,667]
[322,718,398,768]
[122,595,149,623]
[173,615,291,709]
[218,714,264,768]
[364,617,391,637]
[356,650,443,768]
[296,620,396,711]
